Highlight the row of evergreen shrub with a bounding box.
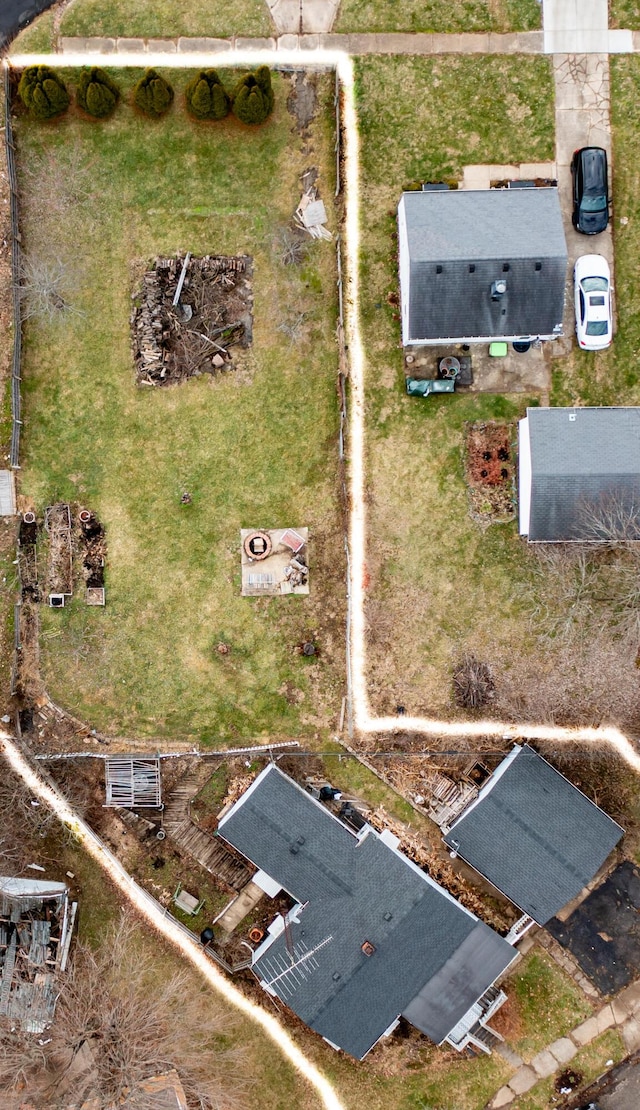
[17,66,275,125]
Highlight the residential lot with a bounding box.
[14,67,345,744]
[356,53,640,735]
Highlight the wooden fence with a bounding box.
[4,69,22,470]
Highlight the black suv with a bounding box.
[571,147,609,234]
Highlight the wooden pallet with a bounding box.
[163,770,251,891]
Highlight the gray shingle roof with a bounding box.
[524,407,640,541]
[444,746,623,925]
[399,189,567,342]
[219,766,516,1059]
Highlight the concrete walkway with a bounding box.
[48,31,546,57]
[542,0,633,54]
[266,0,341,34]
[488,980,640,1107]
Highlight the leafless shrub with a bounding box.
[493,631,640,733]
[275,226,308,266]
[453,654,495,710]
[277,312,307,344]
[19,257,74,322]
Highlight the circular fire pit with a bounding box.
[243,530,272,561]
[439,356,460,380]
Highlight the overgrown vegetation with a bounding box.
[15,68,343,744]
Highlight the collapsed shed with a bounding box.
[0,877,76,1033]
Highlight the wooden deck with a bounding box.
[163,768,251,891]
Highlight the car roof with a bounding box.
[577,147,607,190]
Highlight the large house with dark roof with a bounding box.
[217,765,517,1059]
[444,745,623,926]
[397,188,567,346]
[519,406,640,542]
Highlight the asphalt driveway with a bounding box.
[0,0,56,49]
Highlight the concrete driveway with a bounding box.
[553,51,615,347]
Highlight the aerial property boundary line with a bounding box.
[5,47,640,767]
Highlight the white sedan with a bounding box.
[574,254,613,351]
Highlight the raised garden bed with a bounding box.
[465,421,515,524]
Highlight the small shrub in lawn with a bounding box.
[185,69,230,121]
[232,66,275,125]
[76,67,120,119]
[132,69,174,118]
[18,65,70,120]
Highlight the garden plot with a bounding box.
[132,254,253,386]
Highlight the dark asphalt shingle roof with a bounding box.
[524,407,640,541]
[444,746,623,925]
[399,189,567,342]
[219,766,516,1059]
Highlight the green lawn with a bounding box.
[16,68,344,745]
[336,0,541,32]
[610,0,640,29]
[508,951,592,1061]
[354,55,558,718]
[59,0,273,40]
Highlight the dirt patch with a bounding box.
[78,510,106,589]
[465,421,515,524]
[44,502,73,598]
[131,254,253,386]
[287,71,318,135]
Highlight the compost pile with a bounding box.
[131,254,253,386]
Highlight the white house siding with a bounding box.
[518,416,532,536]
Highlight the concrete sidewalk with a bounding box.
[47,31,546,58]
[542,0,633,53]
[488,980,640,1107]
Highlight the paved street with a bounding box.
[0,0,55,46]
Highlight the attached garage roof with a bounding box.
[444,745,623,925]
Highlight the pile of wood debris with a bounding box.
[131,254,253,386]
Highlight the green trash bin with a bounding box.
[489,342,508,357]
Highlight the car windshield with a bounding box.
[586,321,609,336]
[581,276,608,292]
[581,194,607,212]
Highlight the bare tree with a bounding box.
[0,914,248,1110]
[578,489,640,544]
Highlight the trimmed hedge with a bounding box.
[18,65,70,120]
[232,66,274,125]
[76,67,120,119]
[132,69,174,117]
[185,69,230,121]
